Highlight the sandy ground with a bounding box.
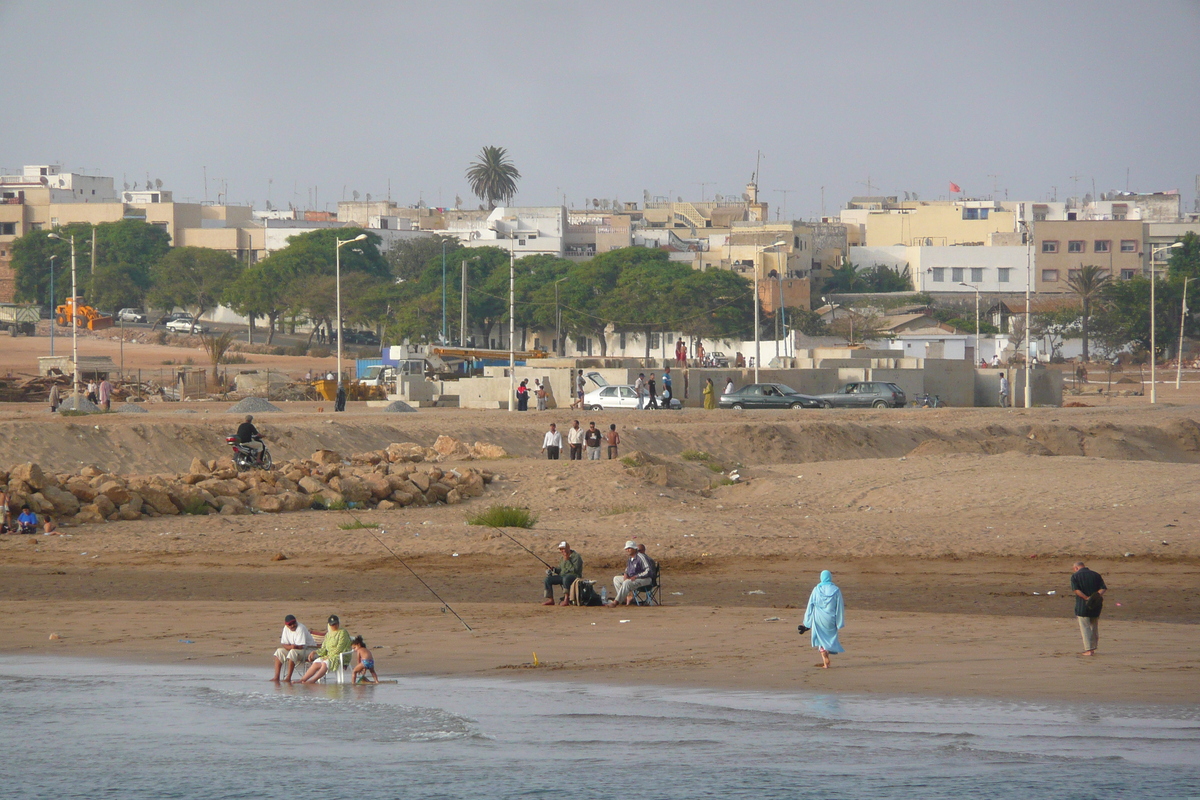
[1,337,1199,703]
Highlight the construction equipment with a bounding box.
[432,346,549,361]
[55,296,113,331]
[0,303,40,336]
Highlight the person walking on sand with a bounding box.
[567,419,584,460]
[98,377,112,411]
[647,373,659,410]
[999,374,1010,408]
[605,423,620,459]
[634,373,646,410]
[541,422,562,460]
[584,421,603,460]
[803,570,845,669]
[703,378,716,409]
[1071,561,1107,656]
[48,383,60,413]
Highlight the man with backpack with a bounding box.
[542,541,584,606]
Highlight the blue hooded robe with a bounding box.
[803,570,845,654]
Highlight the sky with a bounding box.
[3,0,1198,219]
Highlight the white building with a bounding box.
[0,164,117,203]
[450,206,567,257]
[847,245,1031,294]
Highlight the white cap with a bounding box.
[558,541,568,549]
[624,540,638,550]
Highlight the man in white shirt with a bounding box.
[724,377,735,395]
[634,373,646,410]
[541,423,563,460]
[272,614,316,682]
[566,419,585,460]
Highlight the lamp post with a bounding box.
[1178,276,1190,390]
[335,233,368,392]
[47,233,78,399]
[441,239,447,344]
[1149,241,1184,404]
[960,282,981,365]
[554,275,567,357]
[47,254,57,356]
[508,230,516,411]
[755,240,787,382]
[1020,220,1033,409]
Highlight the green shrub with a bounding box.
[326,499,348,511]
[153,331,168,345]
[705,462,724,473]
[338,519,378,530]
[309,347,331,359]
[619,456,638,468]
[466,504,537,528]
[181,498,210,515]
[220,353,249,365]
[680,449,713,462]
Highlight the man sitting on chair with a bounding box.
[300,614,351,683]
[271,614,315,682]
[542,541,584,606]
[609,541,653,607]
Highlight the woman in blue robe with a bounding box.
[803,570,845,668]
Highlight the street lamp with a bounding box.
[441,239,448,344]
[1149,241,1184,404]
[554,275,568,357]
[1019,220,1033,409]
[507,228,517,411]
[47,254,57,356]
[959,282,981,365]
[335,233,368,395]
[46,233,79,400]
[755,240,787,382]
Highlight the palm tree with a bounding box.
[466,146,521,209]
[1067,265,1111,362]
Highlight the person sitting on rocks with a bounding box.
[272,613,316,682]
[543,541,584,606]
[609,540,653,606]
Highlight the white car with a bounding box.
[582,371,682,410]
[165,316,206,334]
[117,308,147,323]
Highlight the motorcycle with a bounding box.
[913,393,946,409]
[226,434,273,471]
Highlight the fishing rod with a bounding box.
[344,508,473,632]
[489,526,556,569]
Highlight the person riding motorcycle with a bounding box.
[236,414,266,464]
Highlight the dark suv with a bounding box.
[816,381,907,408]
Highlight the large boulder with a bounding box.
[408,471,431,493]
[26,492,54,514]
[428,481,452,501]
[470,442,508,459]
[445,489,463,505]
[433,435,471,459]
[216,496,247,515]
[298,476,329,495]
[196,479,244,498]
[116,502,142,521]
[91,493,117,519]
[311,449,343,465]
[97,481,132,506]
[389,490,416,506]
[251,494,284,513]
[385,442,425,463]
[75,505,107,525]
[363,474,393,501]
[40,485,81,516]
[458,471,486,498]
[278,492,311,513]
[188,457,210,475]
[9,463,46,491]
[136,484,180,516]
[329,476,371,504]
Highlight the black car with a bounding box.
[718,383,825,410]
[816,381,907,408]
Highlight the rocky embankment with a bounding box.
[1,435,504,526]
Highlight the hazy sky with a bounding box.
[3,1,1197,219]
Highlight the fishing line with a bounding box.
[344,508,473,632]
[488,526,556,569]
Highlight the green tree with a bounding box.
[386,234,460,283]
[89,262,147,312]
[676,268,755,342]
[1066,265,1111,362]
[466,146,520,209]
[822,259,866,293]
[224,258,292,344]
[787,307,830,336]
[1166,231,1200,281]
[148,247,242,332]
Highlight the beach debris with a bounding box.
[48,633,60,640]
[671,592,683,595]
[532,652,539,667]
[1032,592,1041,595]
[271,552,288,561]
[1047,591,1056,595]
[178,640,194,644]
[451,552,459,557]
[381,400,417,413]
[764,617,780,622]
[619,620,631,623]
[1124,552,1135,557]
[746,589,766,595]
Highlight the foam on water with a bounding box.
[2,656,1197,800]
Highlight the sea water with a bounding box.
[1,656,1197,800]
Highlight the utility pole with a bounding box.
[460,259,468,347]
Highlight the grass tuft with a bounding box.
[705,462,724,473]
[466,504,537,528]
[181,498,210,515]
[325,499,348,511]
[338,519,378,530]
[680,449,713,462]
[619,456,638,468]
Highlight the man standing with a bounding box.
[542,541,584,606]
[609,540,653,606]
[634,373,646,410]
[724,376,735,395]
[98,377,112,411]
[1070,561,1107,656]
[662,367,672,403]
[541,422,562,460]
[567,420,584,460]
[647,373,658,410]
[999,374,1010,408]
[605,423,620,460]
[991,354,1001,368]
[675,338,686,366]
[272,614,315,681]
[584,421,603,460]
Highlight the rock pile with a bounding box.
[0,436,504,526]
[227,397,284,414]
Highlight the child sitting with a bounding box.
[351,635,378,684]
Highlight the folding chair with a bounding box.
[633,561,661,606]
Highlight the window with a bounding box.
[1033,211,1048,222]
[1042,241,1058,253]
[1041,269,1059,282]
[962,208,990,220]
[649,332,660,350]
[618,332,626,350]
[1120,269,1136,280]
[931,268,945,282]
[1112,205,1128,221]
[951,267,964,282]
[1120,240,1137,253]
[600,387,616,397]
[1068,269,1081,281]
[970,268,983,282]
[1068,240,1084,253]
[0,222,15,236]
[1094,240,1111,253]
[998,268,1011,283]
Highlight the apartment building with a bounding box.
[1033,220,1144,292]
[841,199,1018,247]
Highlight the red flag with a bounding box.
[949,181,961,193]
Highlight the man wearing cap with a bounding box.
[271,614,315,682]
[300,614,352,683]
[542,541,584,606]
[610,541,653,606]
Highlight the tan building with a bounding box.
[1033,220,1144,292]
[842,199,1018,247]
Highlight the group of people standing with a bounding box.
[541,420,620,460]
[47,378,112,412]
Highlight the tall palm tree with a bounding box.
[1067,264,1111,362]
[465,146,521,210]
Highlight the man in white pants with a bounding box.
[610,540,653,606]
[271,614,315,681]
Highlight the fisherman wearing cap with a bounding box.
[300,614,352,683]
[609,541,652,606]
[542,541,584,606]
[271,613,315,682]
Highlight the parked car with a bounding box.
[718,383,825,410]
[165,316,207,334]
[342,329,380,346]
[816,381,907,408]
[117,308,148,323]
[582,371,681,410]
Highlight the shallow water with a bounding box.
[1,656,1198,799]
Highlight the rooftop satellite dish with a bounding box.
[155,178,163,189]
[123,182,129,190]
[352,190,360,201]
[677,196,682,203]
[365,193,372,202]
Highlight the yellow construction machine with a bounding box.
[55,297,113,331]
